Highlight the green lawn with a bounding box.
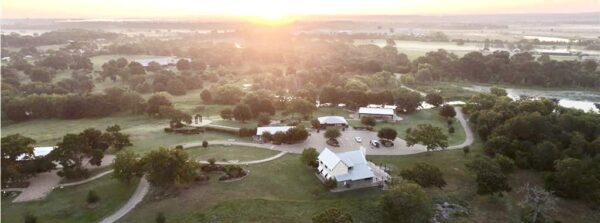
[119,142,599,223]
[1,175,139,223]
[1,114,250,154]
[314,107,352,118]
[187,145,279,162]
[118,154,384,223]
[374,108,466,146]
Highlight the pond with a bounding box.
[462,85,600,113]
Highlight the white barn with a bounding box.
[317,148,374,185]
[318,116,348,127]
[358,107,395,120]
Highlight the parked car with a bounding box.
[370,140,380,148]
[355,137,362,143]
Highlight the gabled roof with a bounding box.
[318,148,341,169]
[358,107,395,115]
[256,126,293,136]
[337,150,367,168]
[335,164,374,181]
[318,116,348,125]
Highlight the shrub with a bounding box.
[301,148,319,167]
[87,190,100,204]
[156,212,166,223]
[208,158,216,165]
[399,163,446,188]
[462,146,470,155]
[324,178,337,190]
[495,154,515,173]
[202,140,208,147]
[175,145,184,150]
[448,126,455,134]
[24,213,37,223]
[361,116,376,127]
[312,208,353,223]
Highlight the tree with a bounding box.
[220,108,233,120]
[495,154,515,174]
[324,128,341,141]
[301,147,319,167]
[285,126,309,143]
[287,98,317,119]
[53,129,114,179]
[213,85,244,104]
[128,61,146,75]
[146,94,172,116]
[165,79,186,96]
[140,148,199,188]
[361,116,376,127]
[200,89,212,103]
[425,93,444,107]
[405,124,448,151]
[176,59,191,71]
[439,104,456,118]
[544,158,600,204]
[29,67,55,82]
[381,182,433,223]
[146,61,162,72]
[518,184,556,223]
[466,156,512,196]
[400,163,446,188]
[394,89,423,113]
[377,128,398,141]
[1,134,36,183]
[87,190,100,204]
[257,112,271,126]
[112,150,142,184]
[490,87,508,97]
[233,104,252,123]
[312,208,353,223]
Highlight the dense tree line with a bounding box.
[411,50,600,87]
[2,87,145,121]
[465,92,600,206]
[1,29,122,47]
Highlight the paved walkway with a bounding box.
[10,155,115,203]
[99,176,149,223]
[59,170,114,187]
[198,151,288,165]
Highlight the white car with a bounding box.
[355,137,362,143]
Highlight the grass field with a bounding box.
[119,141,599,223]
[0,114,250,154]
[211,119,259,128]
[187,145,279,162]
[118,154,384,223]
[1,175,139,223]
[374,108,466,146]
[314,107,352,118]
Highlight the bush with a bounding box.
[208,158,216,165]
[400,163,446,188]
[24,213,37,223]
[448,126,455,134]
[324,178,337,190]
[87,190,100,204]
[175,145,184,150]
[202,140,208,147]
[361,116,376,127]
[156,212,166,223]
[312,208,353,223]
[239,127,257,137]
[301,148,319,167]
[462,146,470,155]
[495,154,515,173]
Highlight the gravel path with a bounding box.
[99,177,149,223]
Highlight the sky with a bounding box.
[2,0,599,19]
